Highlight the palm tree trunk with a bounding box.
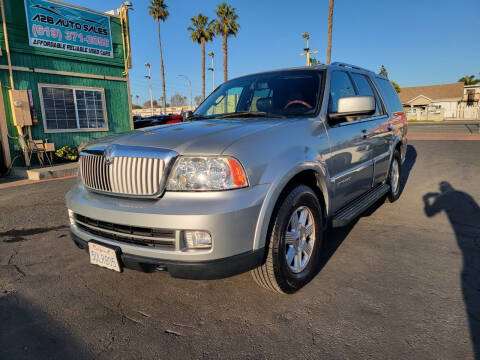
[158,20,167,113]
[223,33,227,82]
[326,0,334,64]
[201,38,205,101]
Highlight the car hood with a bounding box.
[83,119,287,155]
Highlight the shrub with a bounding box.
[55,145,79,161]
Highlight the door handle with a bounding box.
[387,123,393,131]
[361,129,368,138]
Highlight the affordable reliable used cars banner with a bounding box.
[24,0,113,58]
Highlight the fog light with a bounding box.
[184,231,212,249]
[68,209,75,225]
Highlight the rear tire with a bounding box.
[387,150,402,202]
[251,184,323,294]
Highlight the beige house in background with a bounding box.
[458,84,480,120]
[463,84,480,104]
[399,82,464,120]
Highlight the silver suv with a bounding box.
[66,62,407,294]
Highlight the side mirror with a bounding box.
[329,96,375,120]
[183,110,193,121]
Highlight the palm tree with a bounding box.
[326,0,334,64]
[148,0,169,113]
[458,75,480,85]
[188,14,215,101]
[214,3,240,82]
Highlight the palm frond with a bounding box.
[148,0,169,22]
[213,2,240,37]
[188,13,215,44]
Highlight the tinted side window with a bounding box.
[374,78,403,113]
[351,73,384,115]
[329,71,355,113]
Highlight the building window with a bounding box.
[39,85,108,132]
[466,89,475,105]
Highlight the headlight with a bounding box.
[166,156,248,191]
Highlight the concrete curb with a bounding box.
[11,162,79,180]
[409,134,480,141]
[408,121,480,126]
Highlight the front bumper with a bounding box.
[66,182,269,275]
[71,233,264,279]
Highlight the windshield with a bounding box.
[194,70,324,119]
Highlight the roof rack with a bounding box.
[330,62,375,74]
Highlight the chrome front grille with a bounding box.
[74,213,176,249]
[81,154,163,196]
[109,156,163,195]
[81,154,112,192]
[79,145,177,197]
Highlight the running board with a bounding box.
[331,183,390,228]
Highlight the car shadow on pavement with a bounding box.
[317,144,418,276]
[399,144,417,196]
[0,293,89,359]
[318,198,385,275]
[423,182,480,360]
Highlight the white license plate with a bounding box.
[88,242,121,272]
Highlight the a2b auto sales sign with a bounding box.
[24,0,113,58]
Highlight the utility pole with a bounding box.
[326,0,334,64]
[208,51,215,93]
[178,74,192,108]
[300,32,318,66]
[145,62,154,115]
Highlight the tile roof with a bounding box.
[399,82,464,104]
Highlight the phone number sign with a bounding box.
[24,0,113,58]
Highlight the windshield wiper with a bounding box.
[216,111,286,119]
[188,114,215,121]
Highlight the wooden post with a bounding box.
[0,83,11,167]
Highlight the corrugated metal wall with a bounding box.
[0,0,131,166]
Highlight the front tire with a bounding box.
[251,184,323,294]
[387,150,402,202]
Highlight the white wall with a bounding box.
[434,101,457,118]
[133,106,196,117]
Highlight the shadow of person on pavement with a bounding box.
[423,182,480,359]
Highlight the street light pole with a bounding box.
[178,74,192,108]
[144,62,154,116]
[208,51,215,93]
[300,32,318,66]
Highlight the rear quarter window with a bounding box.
[374,78,403,113]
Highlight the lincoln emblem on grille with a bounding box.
[104,144,115,165]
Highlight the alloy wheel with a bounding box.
[284,206,316,273]
[390,158,400,195]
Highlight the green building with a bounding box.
[0,0,133,170]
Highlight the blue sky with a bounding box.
[73,0,480,105]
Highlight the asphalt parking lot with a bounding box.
[1,140,479,360]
